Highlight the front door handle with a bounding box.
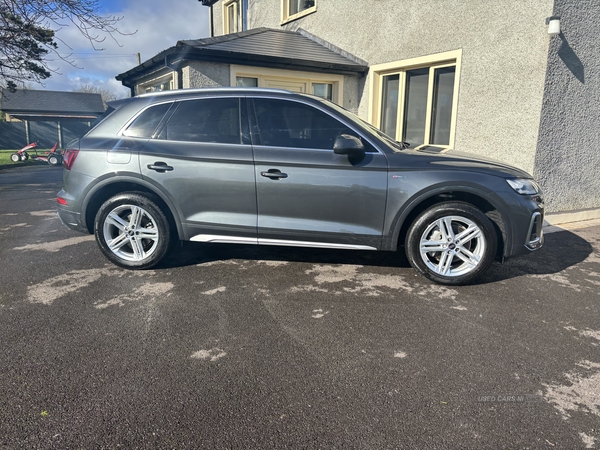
[147,162,173,173]
[261,169,288,180]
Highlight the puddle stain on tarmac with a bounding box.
[14,235,94,252]
[543,360,600,420]
[190,348,227,361]
[94,282,174,309]
[27,268,155,305]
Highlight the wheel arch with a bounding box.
[82,177,184,240]
[391,188,509,261]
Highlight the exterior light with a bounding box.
[546,16,560,36]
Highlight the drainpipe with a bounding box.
[209,4,214,37]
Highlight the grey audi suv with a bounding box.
[57,88,544,285]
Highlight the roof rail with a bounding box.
[137,87,294,98]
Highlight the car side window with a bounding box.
[252,98,371,151]
[159,98,241,144]
[122,103,172,138]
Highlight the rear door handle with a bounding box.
[261,169,288,180]
[147,162,173,173]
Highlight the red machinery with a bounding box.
[10,142,63,166]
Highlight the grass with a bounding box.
[0,149,54,168]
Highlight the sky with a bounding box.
[40,0,210,97]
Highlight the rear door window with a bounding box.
[159,98,241,144]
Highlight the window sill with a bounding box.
[281,6,316,25]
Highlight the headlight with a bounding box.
[506,178,539,195]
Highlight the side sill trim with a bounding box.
[189,234,377,250]
[190,235,258,244]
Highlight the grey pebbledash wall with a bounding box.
[534,0,600,213]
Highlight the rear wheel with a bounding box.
[94,192,172,269]
[20,152,29,161]
[405,202,497,285]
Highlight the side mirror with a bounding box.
[333,134,365,156]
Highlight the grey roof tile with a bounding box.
[0,89,105,115]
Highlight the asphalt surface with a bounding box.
[1,165,599,449]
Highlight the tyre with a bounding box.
[94,192,172,269]
[47,153,62,166]
[10,153,20,162]
[405,202,497,285]
[20,152,29,161]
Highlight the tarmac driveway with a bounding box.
[0,165,599,448]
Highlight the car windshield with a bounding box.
[309,95,409,152]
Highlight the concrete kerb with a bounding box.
[543,208,600,235]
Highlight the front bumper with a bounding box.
[525,211,544,251]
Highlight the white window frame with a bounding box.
[230,65,343,105]
[369,50,462,148]
[281,0,317,25]
[223,0,241,34]
[138,73,175,95]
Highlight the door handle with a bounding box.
[261,169,288,180]
[147,162,173,173]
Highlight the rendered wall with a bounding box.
[534,0,600,212]
[212,0,554,175]
[183,61,231,88]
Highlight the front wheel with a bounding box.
[405,202,497,285]
[94,193,172,269]
[10,153,20,162]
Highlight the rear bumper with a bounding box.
[57,206,87,233]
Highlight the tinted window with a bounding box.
[160,98,241,144]
[123,103,171,138]
[253,98,359,150]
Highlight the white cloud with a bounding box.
[40,0,209,96]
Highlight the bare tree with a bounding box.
[74,84,123,108]
[0,0,133,91]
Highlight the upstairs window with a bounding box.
[224,0,248,34]
[282,0,316,24]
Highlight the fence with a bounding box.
[0,121,92,149]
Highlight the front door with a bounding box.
[250,97,388,250]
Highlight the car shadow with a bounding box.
[475,229,594,284]
[160,229,593,284]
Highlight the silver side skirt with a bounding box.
[190,234,377,251]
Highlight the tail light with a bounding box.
[63,149,79,170]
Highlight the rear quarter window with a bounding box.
[122,103,172,138]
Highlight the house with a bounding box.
[115,0,600,217]
[0,89,105,149]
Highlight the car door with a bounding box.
[138,96,257,242]
[250,97,388,250]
